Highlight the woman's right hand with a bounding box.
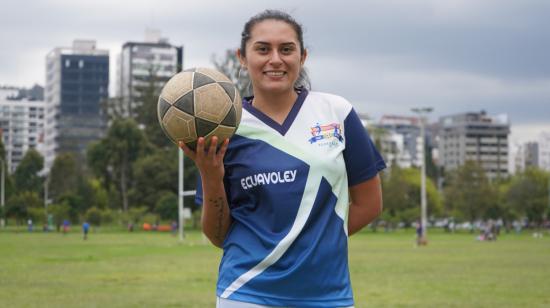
[178,136,229,183]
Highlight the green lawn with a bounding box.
[0,228,549,307]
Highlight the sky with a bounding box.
[1,0,549,147]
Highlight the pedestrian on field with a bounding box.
[82,221,90,240]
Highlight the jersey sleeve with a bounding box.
[343,108,386,186]
[194,175,203,205]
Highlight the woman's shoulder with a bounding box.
[307,91,353,113]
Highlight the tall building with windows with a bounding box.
[116,30,183,117]
[0,86,47,173]
[377,115,422,167]
[514,132,550,173]
[538,132,550,171]
[45,40,109,169]
[438,111,510,179]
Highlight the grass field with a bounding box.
[1,228,549,307]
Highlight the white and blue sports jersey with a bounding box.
[196,89,386,307]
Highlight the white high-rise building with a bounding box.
[375,115,425,168]
[0,86,48,173]
[438,111,510,180]
[116,30,183,117]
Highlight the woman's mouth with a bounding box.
[264,71,285,77]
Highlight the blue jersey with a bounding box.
[196,90,386,307]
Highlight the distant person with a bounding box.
[82,221,90,240]
[416,220,423,246]
[27,219,33,232]
[513,221,522,234]
[62,219,70,235]
[171,221,178,236]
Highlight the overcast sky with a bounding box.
[1,0,549,145]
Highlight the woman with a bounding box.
[179,9,386,308]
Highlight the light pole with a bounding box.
[412,107,433,245]
[44,173,50,216]
[0,158,4,228]
[178,148,185,241]
[178,148,197,242]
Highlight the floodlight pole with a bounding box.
[412,107,433,245]
[547,176,550,220]
[0,158,4,228]
[44,173,49,216]
[178,148,185,241]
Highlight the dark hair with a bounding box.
[240,9,311,90]
[240,10,305,57]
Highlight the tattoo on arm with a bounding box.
[209,197,226,242]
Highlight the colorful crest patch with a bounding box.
[309,123,344,144]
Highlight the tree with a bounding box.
[130,147,198,212]
[13,149,44,193]
[506,168,549,226]
[57,193,84,223]
[155,192,178,221]
[0,134,5,160]
[444,161,495,223]
[135,66,173,149]
[5,191,42,224]
[381,166,442,227]
[48,153,79,202]
[47,203,70,231]
[87,118,151,212]
[88,178,109,210]
[86,207,102,226]
[130,148,177,211]
[212,49,251,98]
[482,178,513,222]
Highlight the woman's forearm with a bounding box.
[348,200,382,235]
[201,179,232,248]
[347,175,383,236]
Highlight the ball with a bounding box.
[157,67,242,150]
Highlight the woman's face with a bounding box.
[240,19,306,96]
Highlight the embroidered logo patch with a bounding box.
[309,123,344,146]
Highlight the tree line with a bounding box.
[1,52,548,231]
[379,160,550,231]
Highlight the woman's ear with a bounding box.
[301,49,308,66]
[236,49,246,69]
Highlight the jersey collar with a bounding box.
[242,89,309,136]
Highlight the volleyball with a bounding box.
[157,67,242,150]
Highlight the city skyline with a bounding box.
[1,0,549,145]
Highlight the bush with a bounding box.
[86,207,102,226]
[47,203,70,231]
[101,209,114,225]
[142,213,160,225]
[27,207,45,224]
[155,192,178,221]
[128,206,148,224]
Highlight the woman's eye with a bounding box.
[256,46,268,53]
[281,46,296,55]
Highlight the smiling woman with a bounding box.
[178,9,387,308]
